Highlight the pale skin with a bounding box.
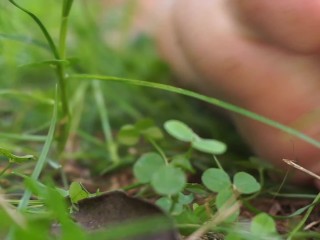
[122,0,320,185]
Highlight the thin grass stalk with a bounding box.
[55,0,75,150]
[69,74,320,149]
[17,87,58,210]
[59,0,74,58]
[0,133,46,142]
[92,80,119,163]
[9,0,71,150]
[287,192,320,239]
[6,88,59,240]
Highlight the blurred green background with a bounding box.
[0,0,249,172]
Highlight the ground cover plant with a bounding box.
[1,0,320,239]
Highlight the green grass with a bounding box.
[1,1,320,239]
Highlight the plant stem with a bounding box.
[18,90,58,210]
[6,89,59,240]
[121,182,144,191]
[186,200,241,240]
[55,0,74,151]
[148,137,169,165]
[213,155,223,170]
[59,0,74,59]
[287,192,320,239]
[92,81,119,163]
[9,0,71,151]
[69,74,320,149]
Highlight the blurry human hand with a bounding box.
[135,0,320,185]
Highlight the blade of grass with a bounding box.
[17,86,58,210]
[18,59,69,68]
[77,130,105,147]
[0,133,46,142]
[92,80,119,163]
[0,89,54,105]
[9,0,70,148]
[6,87,59,240]
[0,33,48,50]
[0,194,26,229]
[59,0,74,58]
[69,82,89,134]
[69,74,320,149]
[8,0,59,59]
[287,192,320,239]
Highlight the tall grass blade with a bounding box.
[92,80,119,163]
[69,74,320,149]
[0,89,54,105]
[18,86,58,210]
[8,0,60,59]
[0,33,48,50]
[0,133,46,142]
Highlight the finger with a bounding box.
[231,0,320,53]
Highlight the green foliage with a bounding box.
[164,119,227,154]
[128,118,264,234]
[151,166,186,195]
[156,197,172,212]
[225,233,243,240]
[233,172,261,194]
[0,147,36,164]
[133,152,165,183]
[202,168,261,195]
[223,213,280,240]
[136,119,164,139]
[191,138,227,155]
[202,168,232,192]
[250,213,280,239]
[215,188,239,222]
[130,119,230,197]
[69,182,90,204]
[156,193,194,215]
[1,1,317,239]
[200,167,261,226]
[14,177,87,239]
[118,119,164,146]
[171,155,195,173]
[164,120,195,142]
[118,125,140,145]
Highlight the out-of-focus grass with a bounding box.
[0,0,245,161]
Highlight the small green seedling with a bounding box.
[151,165,186,195]
[164,120,195,142]
[0,147,36,164]
[202,168,232,192]
[156,192,194,215]
[202,168,261,195]
[202,168,261,223]
[164,120,227,155]
[133,152,165,183]
[131,119,228,197]
[0,147,37,178]
[250,213,279,238]
[69,182,90,204]
[131,119,262,236]
[225,213,280,239]
[215,187,239,222]
[118,119,164,146]
[133,152,187,195]
[191,138,227,155]
[233,172,261,194]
